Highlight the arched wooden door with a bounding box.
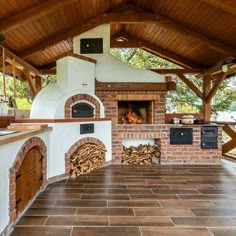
[15,147,43,214]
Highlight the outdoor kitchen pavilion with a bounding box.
[1,0,236,236]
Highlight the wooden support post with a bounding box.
[2,47,6,101]
[203,75,211,123]
[23,69,37,97]
[35,76,42,93]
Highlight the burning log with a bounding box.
[121,144,161,164]
[70,143,106,178]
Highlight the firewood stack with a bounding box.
[70,143,106,178]
[121,144,161,164]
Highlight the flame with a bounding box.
[122,105,144,124]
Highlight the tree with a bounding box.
[110,48,236,114]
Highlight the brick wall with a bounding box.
[96,90,222,164]
[64,94,101,118]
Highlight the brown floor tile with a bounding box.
[71,227,141,236]
[110,216,173,226]
[30,199,56,207]
[37,193,81,200]
[25,207,77,216]
[140,227,212,236]
[76,207,134,216]
[81,194,130,200]
[130,194,179,200]
[11,226,72,236]
[160,200,214,208]
[126,184,170,189]
[179,194,236,200]
[152,189,200,194]
[46,215,108,226]
[108,200,160,207]
[134,208,194,216]
[171,216,236,227]
[17,216,48,225]
[209,228,236,236]
[192,208,236,216]
[212,200,236,207]
[55,200,107,207]
[84,184,127,188]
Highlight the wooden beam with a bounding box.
[200,0,236,17]
[222,139,236,154]
[19,8,235,59]
[203,75,211,123]
[205,72,228,102]
[40,69,56,75]
[95,80,176,91]
[23,69,37,96]
[0,0,78,32]
[111,33,200,68]
[223,124,236,139]
[151,68,203,74]
[177,73,203,99]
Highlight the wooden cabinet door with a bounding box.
[15,148,43,214]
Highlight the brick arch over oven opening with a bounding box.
[65,137,106,174]
[65,94,100,118]
[8,137,47,224]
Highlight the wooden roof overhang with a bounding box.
[0,0,236,122]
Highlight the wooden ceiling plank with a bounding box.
[112,33,200,68]
[0,0,78,32]
[205,71,228,102]
[18,8,235,61]
[177,73,204,99]
[200,0,236,17]
[18,14,108,59]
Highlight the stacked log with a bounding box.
[122,144,161,164]
[70,143,106,178]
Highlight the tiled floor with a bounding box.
[11,162,236,236]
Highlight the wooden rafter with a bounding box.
[177,73,203,99]
[18,7,235,59]
[205,72,228,102]
[111,33,200,68]
[151,68,203,74]
[23,69,37,96]
[0,0,78,32]
[200,0,236,17]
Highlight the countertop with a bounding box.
[0,127,53,146]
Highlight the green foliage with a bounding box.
[0,73,57,110]
[110,48,236,114]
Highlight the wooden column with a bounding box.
[35,76,42,93]
[203,75,211,123]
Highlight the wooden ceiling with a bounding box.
[0,0,236,72]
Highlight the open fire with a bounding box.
[118,101,153,124]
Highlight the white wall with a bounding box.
[30,86,105,119]
[57,56,95,94]
[47,121,112,178]
[0,132,50,234]
[73,24,165,83]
